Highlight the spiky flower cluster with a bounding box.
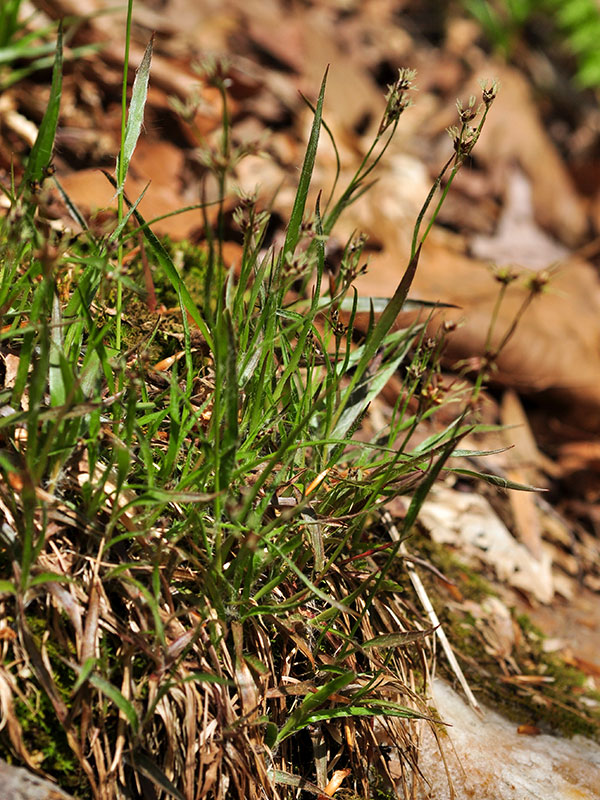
[447,79,499,160]
[193,53,233,89]
[379,68,416,135]
[456,95,478,124]
[480,78,500,108]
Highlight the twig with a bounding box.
[380,509,482,714]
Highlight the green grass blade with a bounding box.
[301,703,425,725]
[331,345,410,441]
[0,41,56,66]
[109,180,150,241]
[27,572,72,588]
[116,34,154,193]
[0,0,22,48]
[49,291,66,407]
[218,310,239,488]
[402,428,466,535]
[87,671,139,734]
[71,657,96,694]
[451,446,513,458]
[21,24,62,189]
[275,671,355,743]
[447,468,546,492]
[126,752,186,800]
[331,245,422,433]
[336,296,458,313]
[280,67,328,268]
[101,170,214,351]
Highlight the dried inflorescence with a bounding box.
[379,67,417,136]
[447,79,499,160]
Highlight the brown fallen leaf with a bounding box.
[517,724,541,736]
[59,139,208,239]
[419,484,554,603]
[500,390,546,559]
[558,440,600,475]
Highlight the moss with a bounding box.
[120,294,179,363]
[401,532,600,741]
[402,525,497,603]
[12,693,77,774]
[7,612,92,798]
[119,236,222,365]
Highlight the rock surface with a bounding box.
[0,760,75,800]
[413,680,600,800]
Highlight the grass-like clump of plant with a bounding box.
[0,7,519,799]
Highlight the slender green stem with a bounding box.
[418,161,461,249]
[116,0,134,355]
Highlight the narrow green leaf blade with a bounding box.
[303,703,425,724]
[281,67,328,267]
[71,657,96,694]
[109,180,150,241]
[331,348,409,441]
[219,310,239,487]
[332,245,422,433]
[101,170,214,351]
[403,427,465,535]
[126,752,186,800]
[87,672,140,734]
[49,292,66,407]
[448,468,546,492]
[275,671,355,743]
[27,572,71,588]
[22,25,63,188]
[116,34,154,192]
[450,446,513,458]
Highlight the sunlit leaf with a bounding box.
[281,67,328,267]
[275,672,355,743]
[448,467,546,492]
[116,34,154,193]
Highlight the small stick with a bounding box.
[380,509,482,714]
